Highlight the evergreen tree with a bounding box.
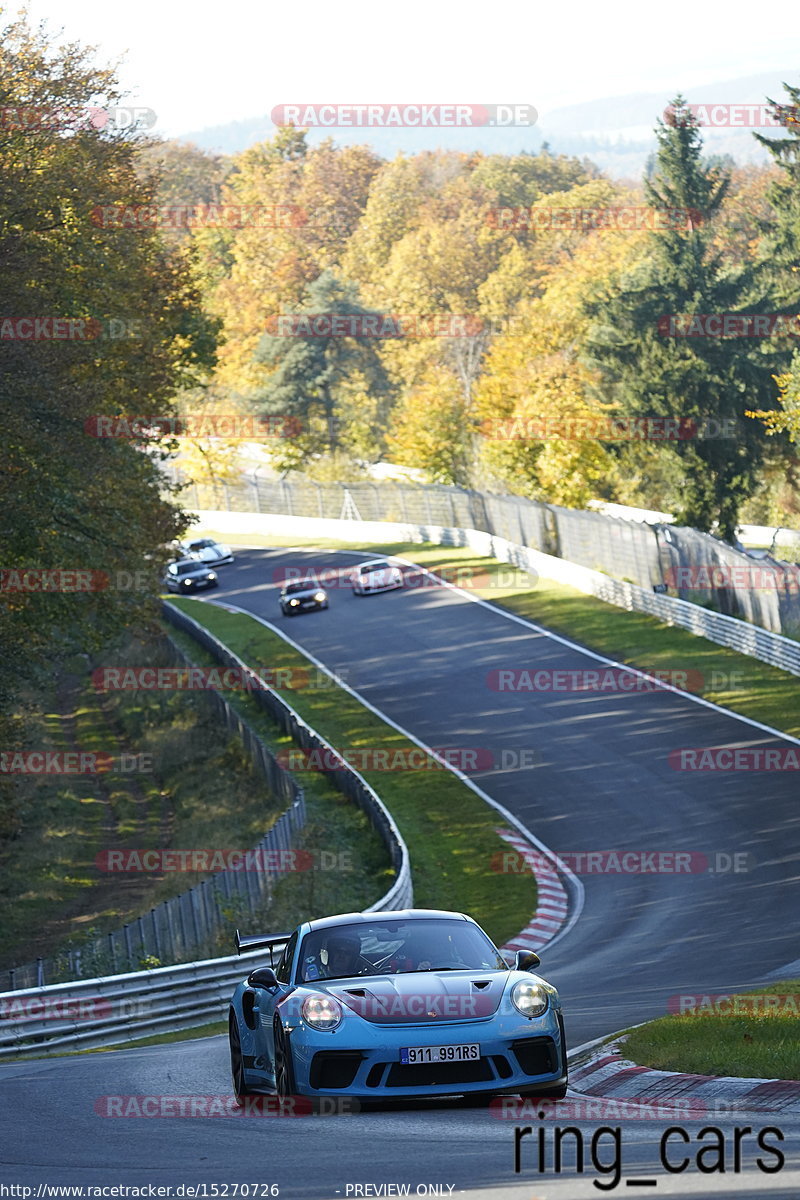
[746,83,800,441]
[754,83,800,307]
[583,96,791,541]
[253,270,393,467]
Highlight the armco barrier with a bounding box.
[172,474,800,637]
[5,635,308,992]
[0,946,286,1059]
[1,605,412,1046]
[191,509,800,679]
[162,601,413,913]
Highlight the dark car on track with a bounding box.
[163,558,219,593]
[279,580,329,616]
[228,908,568,1106]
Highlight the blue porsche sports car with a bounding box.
[228,908,568,1105]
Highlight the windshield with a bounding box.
[361,561,391,573]
[175,561,205,574]
[297,918,505,982]
[283,580,317,594]
[188,539,214,549]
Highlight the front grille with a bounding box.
[385,1059,494,1088]
[309,1051,363,1090]
[365,1063,386,1088]
[511,1036,559,1077]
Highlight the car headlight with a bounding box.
[314,592,326,602]
[302,994,342,1030]
[289,598,299,606]
[511,980,549,1018]
[182,578,192,587]
[208,572,217,580]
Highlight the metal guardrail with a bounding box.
[1,603,413,1053]
[483,534,800,678]
[0,945,286,1059]
[463,531,800,678]
[195,504,800,680]
[174,473,800,640]
[162,602,413,912]
[5,637,307,993]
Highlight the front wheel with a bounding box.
[273,1019,296,1099]
[229,1013,252,1107]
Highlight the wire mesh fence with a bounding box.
[172,472,800,638]
[5,636,306,992]
[162,603,411,915]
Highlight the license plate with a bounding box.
[400,1043,480,1064]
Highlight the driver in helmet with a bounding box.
[320,932,363,979]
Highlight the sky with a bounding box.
[10,0,800,138]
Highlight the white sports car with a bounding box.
[179,537,235,566]
[351,559,404,595]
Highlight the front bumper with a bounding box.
[282,598,326,613]
[285,1014,566,1099]
[356,580,404,594]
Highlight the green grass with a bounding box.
[168,598,538,949]
[0,629,388,974]
[202,533,800,739]
[622,981,800,1079]
[7,1019,228,1061]
[162,624,393,934]
[0,673,159,969]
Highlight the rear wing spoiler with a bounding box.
[235,929,291,965]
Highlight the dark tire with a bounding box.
[229,1012,252,1107]
[273,1019,296,1099]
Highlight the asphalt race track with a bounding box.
[2,546,798,1198]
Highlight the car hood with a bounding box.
[322,971,507,1024]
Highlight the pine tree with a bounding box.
[755,83,800,301]
[583,96,791,542]
[253,270,392,467]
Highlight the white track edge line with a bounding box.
[202,597,586,954]
[256,544,800,748]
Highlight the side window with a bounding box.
[275,932,298,984]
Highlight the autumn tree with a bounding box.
[0,11,216,832]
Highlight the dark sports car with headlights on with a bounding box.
[228,909,568,1105]
[163,558,219,593]
[279,579,329,616]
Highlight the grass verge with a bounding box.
[0,628,389,974]
[621,982,800,1079]
[168,597,537,949]
[203,533,800,739]
[7,1020,228,1060]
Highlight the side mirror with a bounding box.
[248,966,279,991]
[514,950,540,972]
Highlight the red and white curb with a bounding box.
[496,828,569,953]
[569,1035,800,1116]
